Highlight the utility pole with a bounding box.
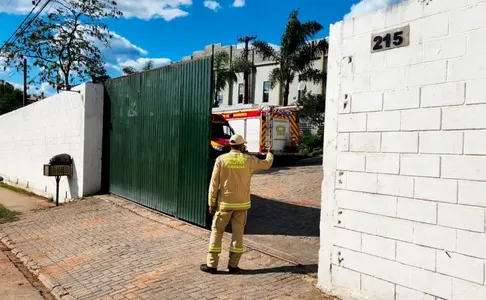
[237,35,256,104]
[23,57,27,107]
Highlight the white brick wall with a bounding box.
[0,84,104,202]
[319,0,486,299]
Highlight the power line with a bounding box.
[8,0,53,47]
[0,0,53,54]
[0,0,44,53]
[0,69,19,81]
[0,0,13,15]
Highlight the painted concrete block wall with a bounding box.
[319,0,486,299]
[0,83,104,202]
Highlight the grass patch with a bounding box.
[0,183,37,197]
[0,204,21,224]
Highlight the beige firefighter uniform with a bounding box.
[207,149,274,268]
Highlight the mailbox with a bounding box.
[43,154,73,206]
[43,164,73,177]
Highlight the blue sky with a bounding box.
[0,0,400,95]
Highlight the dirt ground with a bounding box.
[0,187,54,215]
[251,163,323,208]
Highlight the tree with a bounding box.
[212,52,237,107]
[4,0,122,89]
[296,92,325,137]
[0,81,24,115]
[122,60,155,75]
[252,9,328,106]
[142,60,154,71]
[122,66,136,75]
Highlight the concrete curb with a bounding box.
[0,233,76,300]
[96,195,315,268]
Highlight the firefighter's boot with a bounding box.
[200,264,217,274]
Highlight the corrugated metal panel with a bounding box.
[104,58,212,226]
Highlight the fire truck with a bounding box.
[212,104,301,156]
[210,114,235,154]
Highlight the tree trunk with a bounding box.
[64,73,71,90]
[283,81,290,106]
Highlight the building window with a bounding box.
[238,83,244,104]
[217,91,224,106]
[298,82,307,102]
[263,81,270,103]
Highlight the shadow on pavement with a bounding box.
[245,195,320,237]
[225,195,320,237]
[220,264,318,275]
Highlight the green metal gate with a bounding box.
[103,58,213,227]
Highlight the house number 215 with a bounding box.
[371,25,410,53]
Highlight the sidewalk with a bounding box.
[0,186,53,300]
[0,197,334,300]
[0,247,45,300]
[0,186,54,214]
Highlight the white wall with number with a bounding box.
[319,0,486,299]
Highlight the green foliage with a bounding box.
[122,60,155,75]
[122,66,137,75]
[296,92,325,136]
[0,204,21,224]
[299,134,323,157]
[4,0,122,87]
[251,9,328,106]
[0,81,23,115]
[212,51,238,107]
[142,60,154,71]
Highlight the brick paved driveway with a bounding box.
[246,164,322,265]
[0,198,333,300]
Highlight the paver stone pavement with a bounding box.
[0,186,55,300]
[0,197,336,300]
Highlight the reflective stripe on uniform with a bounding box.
[208,246,221,253]
[219,201,251,210]
[229,247,244,254]
[209,197,217,205]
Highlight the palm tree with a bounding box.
[122,60,155,75]
[252,9,328,106]
[213,51,237,107]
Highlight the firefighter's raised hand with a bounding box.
[267,142,273,154]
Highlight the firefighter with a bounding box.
[200,134,274,274]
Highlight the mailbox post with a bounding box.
[43,154,73,206]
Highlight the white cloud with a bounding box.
[204,0,221,11]
[344,0,404,19]
[8,81,56,96]
[0,0,192,21]
[117,0,192,20]
[232,0,245,8]
[104,30,149,59]
[120,57,171,70]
